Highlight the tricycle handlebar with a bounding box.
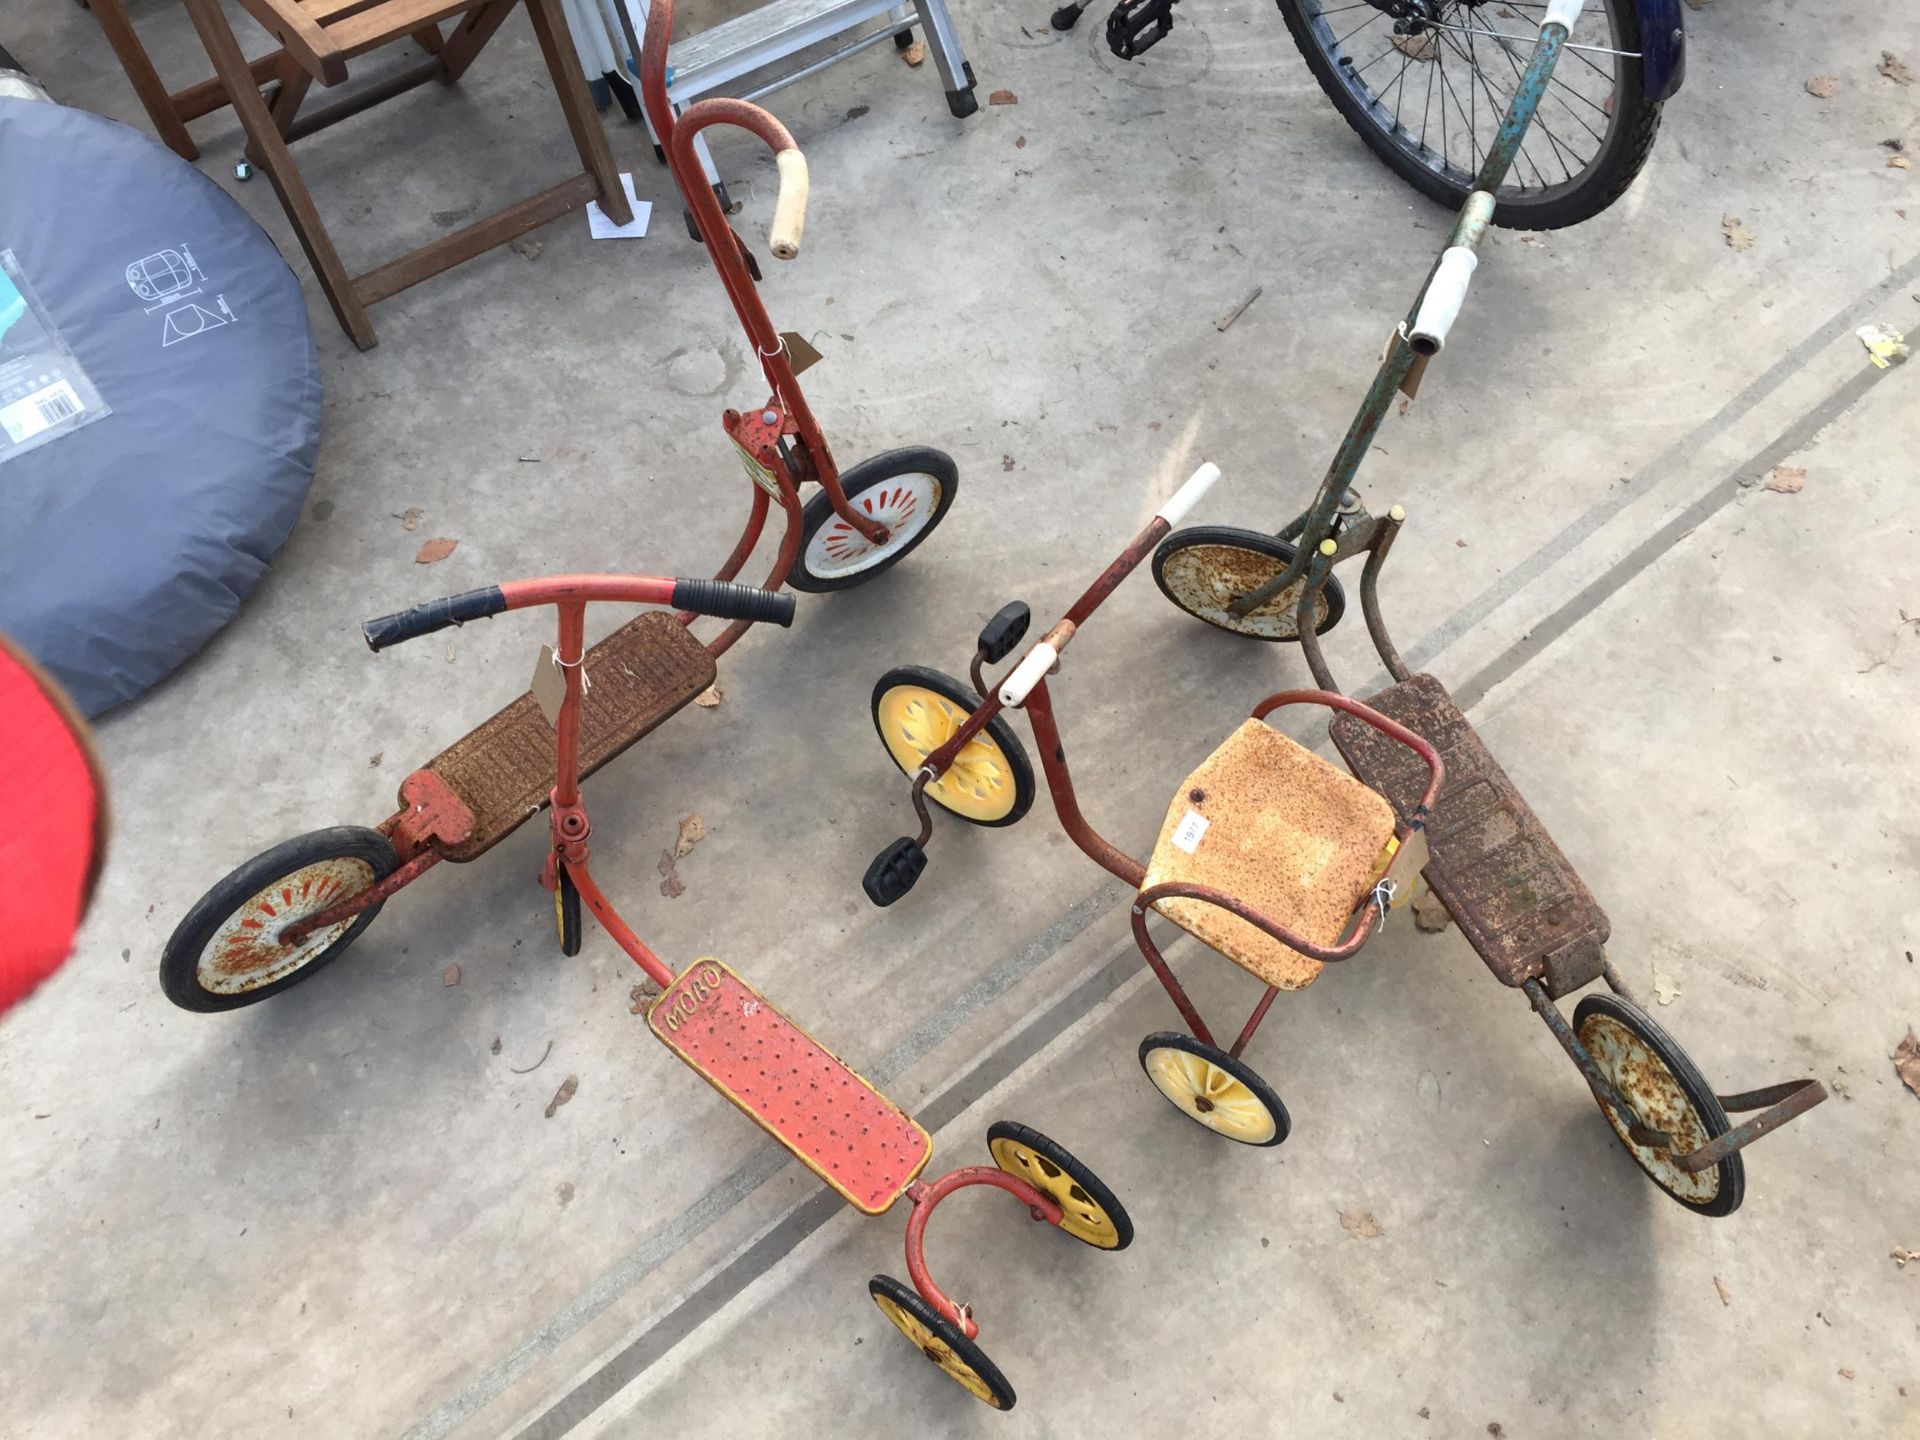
[363,577,794,651]
[770,149,810,260]
[1155,461,1222,528]
[363,586,507,650]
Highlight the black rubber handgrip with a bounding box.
[671,579,796,627]
[363,585,507,651]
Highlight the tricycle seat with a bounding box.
[409,612,716,863]
[649,959,932,1215]
[1142,719,1397,991]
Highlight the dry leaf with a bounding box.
[629,983,658,1015]
[674,812,708,858]
[1002,454,1016,472]
[658,849,685,899]
[1390,31,1437,62]
[556,1180,574,1207]
[369,751,383,768]
[394,506,425,531]
[1602,89,1615,116]
[1412,889,1452,934]
[988,89,1018,105]
[416,537,458,564]
[1891,156,1914,170]
[490,1036,502,1055]
[902,38,926,65]
[1721,215,1756,251]
[442,964,461,987]
[1805,74,1837,99]
[1713,1275,1732,1306]
[1879,51,1914,86]
[1338,1208,1385,1239]
[1014,135,1028,149]
[1652,965,1681,1005]
[1891,1246,1918,1268]
[1764,465,1806,494]
[1894,1027,1920,1100]
[510,238,544,261]
[1840,1369,1856,1381]
[693,684,723,708]
[544,1074,578,1118]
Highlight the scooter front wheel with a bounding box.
[160,828,398,1012]
[1152,526,1345,642]
[787,447,958,592]
[868,1274,1016,1409]
[871,666,1034,827]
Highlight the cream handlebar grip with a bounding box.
[769,149,809,260]
[998,641,1060,708]
[1408,246,1479,356]
[1155,462,1223,529]
[1541,0,1585,32]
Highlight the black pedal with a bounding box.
[977,602,1031,664]
[864,837,928,907]
[1106,0,1178,59]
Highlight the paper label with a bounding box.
[1170,809,1210,854]
[1380,829,1430,908]
[731,439,784,498]
[778,330,823,375]
[1,249,109,464]
[530,645,567,728]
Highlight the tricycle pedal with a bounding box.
[1106,0,1178,60]
[864,836,927,906]
[976,602,1031,664]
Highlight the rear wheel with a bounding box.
[1573,992,1743,1217]
[871,666,1035,826]
[1274,0,1661,229]
[160,828,398,1012]
[868,1274,1016,1409]
[1139,1032,1290,1146]
[788,448,958,592]
[1153,527,1344,641]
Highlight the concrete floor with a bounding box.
[5,0,1919,1435]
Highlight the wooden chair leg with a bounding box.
[524,0,631,223]
[180,0,377,349]
[245,53,313,164]
[410,23,445,56]
[87,0,200,160]
[437,0,519,83]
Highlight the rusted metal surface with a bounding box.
[1063,517,1169,627]
[1330,673,1609,992]
[1024,682,1146,887]
[278,849,440,947]
[903,1166,1061,1336]
[1675,1080,1828,1173]
[1159,533,1329,641]
[197,854,385,993]
[392,770,474,853]
[648,958,932,1214]
[417,612,714,863]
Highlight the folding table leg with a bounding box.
[909,0,977,117]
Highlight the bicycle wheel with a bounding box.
[1274,0,1661,228]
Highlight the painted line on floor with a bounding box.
[401,880,1126,1440]
[411,262,1912,1440]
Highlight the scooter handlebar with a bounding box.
[672,578,796,626]
[364,586,507,650]
[769,149,810,260]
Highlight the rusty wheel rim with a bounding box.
[1153,530,1338,641]
[1577,1008,1719,1204]
[195,857,377,996]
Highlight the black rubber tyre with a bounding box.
[1152,526,1345,642]
[870,666,1035,827]
[1138,1032,1292,1147]
[1273,0,1662,229]
[986,1120,1134,1250]
[554,864,583,957]
[787,447,959,593]
[1572,992,1744,1218]
[160,828,398,1013]
[867,1275,1017,1410]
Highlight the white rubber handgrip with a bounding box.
[1541,0,1584,32]
[1155,462,1223,528]
[1409,247,1479,356]
[770,149,809,260]
[998,641,1059,708]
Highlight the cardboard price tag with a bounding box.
[1382,828,1430,908]
[778,330,823,376]
[531,645,567,728]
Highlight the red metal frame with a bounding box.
[902,1169,1062,1337]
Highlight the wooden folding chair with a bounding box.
[83,0,286,162]
[179,0,634,349]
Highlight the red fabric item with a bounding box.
[0,638,105,1014]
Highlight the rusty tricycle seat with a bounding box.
[649,958,932,1214]
[1142,719,1398,990]
[411,612,716,863]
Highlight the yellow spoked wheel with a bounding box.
[867,1274,1016,1410]
[553,864,583,957]
[1138,1032,1290,1147]
[870,666,1034,827]
[986,1120,1133,1250]
[1574,992,1743,1217]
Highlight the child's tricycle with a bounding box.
[867,451,1825,1215]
